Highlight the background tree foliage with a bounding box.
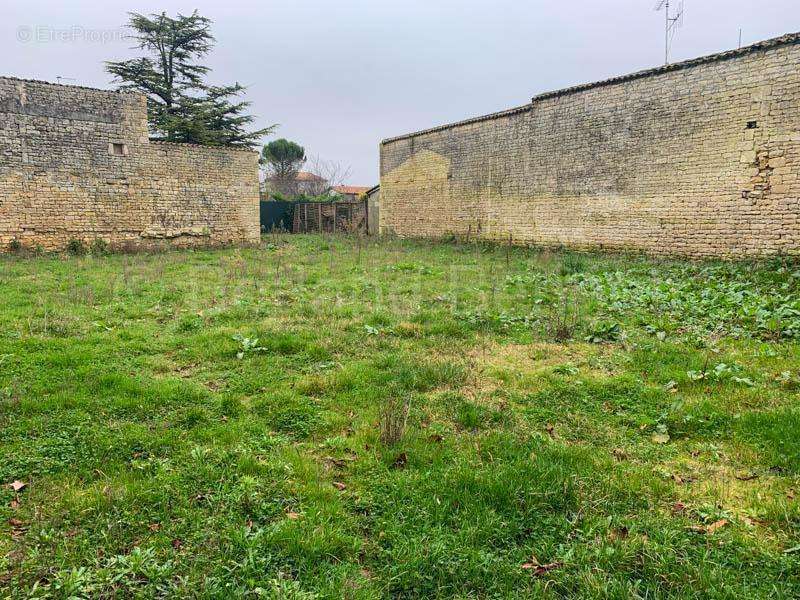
[261,139,307,196]
[106,11,273,147]
[261,139,306,179]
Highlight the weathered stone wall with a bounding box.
[366,187,380,235]
[380,34,800,258]
[0,77,260,251]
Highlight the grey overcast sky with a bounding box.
[2,1,798,184]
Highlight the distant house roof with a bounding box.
[333,185,371,196]
[295,171,326,182]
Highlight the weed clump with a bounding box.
[66,238,87,256]
[90,238,110,255]
[542,288,583,342]
[559,253,587,276]
[455,401,486,430]
[379,396,411,446]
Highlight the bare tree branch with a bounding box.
[303,155,352,197]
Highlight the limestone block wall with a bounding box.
[380,33,800,258]
[0,77,260,251]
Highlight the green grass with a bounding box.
[1,235,799,598]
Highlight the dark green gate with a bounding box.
[260,201,295,233]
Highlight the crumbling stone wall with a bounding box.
[0,77,260,251]
[380,33,800,258]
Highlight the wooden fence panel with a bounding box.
[292,200,368,234]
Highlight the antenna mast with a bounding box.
[655,0,685,65]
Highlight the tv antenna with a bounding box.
[655,0,685,65]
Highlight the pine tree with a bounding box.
[260,139,307,196]
[106,11,273,148]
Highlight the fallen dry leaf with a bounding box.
[324,456,353,469]
[9,480,26,492]
[672,501,687,514]
[7,517,27,540]
[523,561,563,577]
[706,519,728,534]
[689,519,728,534]
[521,556,539,570]
[148,523,161,532]
[609,526,629,541]
[286,511,301,520]
[171,538,183,549]
[332,481,347,491]
[9,499,20,509]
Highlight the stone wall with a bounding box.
[380,33,800,258]
[0,77,260,251]
[366,187,380,235]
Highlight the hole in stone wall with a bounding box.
[111,143,127,156]
[746,121,758,130]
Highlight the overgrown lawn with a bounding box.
[1,235,799,598]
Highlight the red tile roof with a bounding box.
[295,171,326,182]
[333,185,371,195]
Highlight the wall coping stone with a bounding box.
[0,76,259,154]
[0,75,140,95]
